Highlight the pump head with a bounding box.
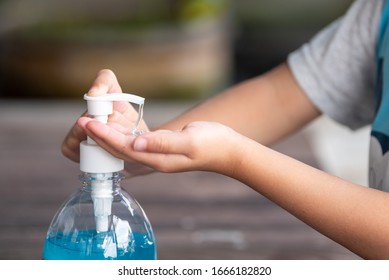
[80,93,145,173]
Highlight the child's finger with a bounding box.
[88,69,122,96]
[133,130,191,156]
[107,121,133,135]
[83,120,135,158]
[61,112,89,162]
[108,110,134,128]
[86,69,132,115]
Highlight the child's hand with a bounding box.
[132,121,244,175]
[77,119,245,176]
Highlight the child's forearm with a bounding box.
[158,63,321,146]
[229,137,389,259]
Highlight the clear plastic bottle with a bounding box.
[43,93,156,260]
[43,172,156,260]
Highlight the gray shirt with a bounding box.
[287,0,383,130]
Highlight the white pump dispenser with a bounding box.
[79,93,145,232]
[80,93,144,173]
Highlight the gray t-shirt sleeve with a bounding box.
[287,0,383,130]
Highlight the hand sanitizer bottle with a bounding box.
[43,93,157,260]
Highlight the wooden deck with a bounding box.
[0,100,360,259]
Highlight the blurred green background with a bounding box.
[0,0,352,100]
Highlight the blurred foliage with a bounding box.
[0,0,232,99]
[0,0,355,99]
[0,0,229,40]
